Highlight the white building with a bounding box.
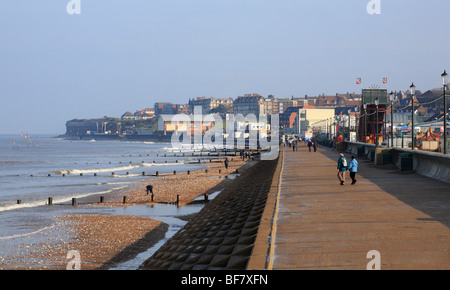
[293,108,335,137]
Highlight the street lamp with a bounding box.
[442,70,448,154]
[389,91,395,147]
[375,98,379,147]
[355,106,359,142]
[410,83,416,150]
[326,118,329,140]
[329,117,332,141]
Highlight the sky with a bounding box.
[1,0,450,134]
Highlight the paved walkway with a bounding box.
[271,145,450,270]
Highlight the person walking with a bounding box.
[337,153,348,185]
[348,156,358,185]
[146,184,153,196]
[307,139,312,152]
[313,140,318,152]
[224,157,229,170]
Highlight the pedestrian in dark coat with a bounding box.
[308,139,313,152]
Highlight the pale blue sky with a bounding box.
[1,0,449,134]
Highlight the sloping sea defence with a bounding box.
[140,156,279,270]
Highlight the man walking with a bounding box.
[337,153,348,185]
[348,156,358,185]
[307,139,312,152]
[224,157,229,170]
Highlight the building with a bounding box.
[261,96,314,115]
[174,104,189,115]
[65,118,119,136]
[315,93,361,107]
[292,96,318,107]
[293,108,335,136]
[262,96,279,115]
[121,111,135,120]
[278,98,300,114]
[154,102,189,115]
[134,108,155,120]
[188,97,233,114]
[233,94,265,116]
[157,114,214,135]
[385,111,427,125]
[280,106,302,133]
[154,102,173,115]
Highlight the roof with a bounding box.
[122,111,134,117]
[347,100,361,107]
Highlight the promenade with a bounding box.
[269,145,450,270]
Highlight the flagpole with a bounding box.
[356,77,362,142]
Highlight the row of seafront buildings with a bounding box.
[152,93,362,137]
[66,88,449,141]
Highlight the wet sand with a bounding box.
[0,157,252,270]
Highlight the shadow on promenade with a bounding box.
[315,145,450,230]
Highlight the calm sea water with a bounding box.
[0,134,201,210]
[0,134,208,268]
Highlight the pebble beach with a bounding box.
[0,157,252,270]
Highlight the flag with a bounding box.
[383,77,388,84]
[356,78,361,84]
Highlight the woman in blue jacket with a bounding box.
[348,156,358,185]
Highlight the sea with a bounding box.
[0,134,209,269]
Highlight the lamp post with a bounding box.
[410,83,416,150]
[442,70,448,154]
[331,119,336,148]
[329,118,332,141]
[327,118,330,140]
[389,91,395,147]
[375,98,379,147]
[328,118,331,141]
[355,106,359,142]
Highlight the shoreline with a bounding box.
[0,157,254,270]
